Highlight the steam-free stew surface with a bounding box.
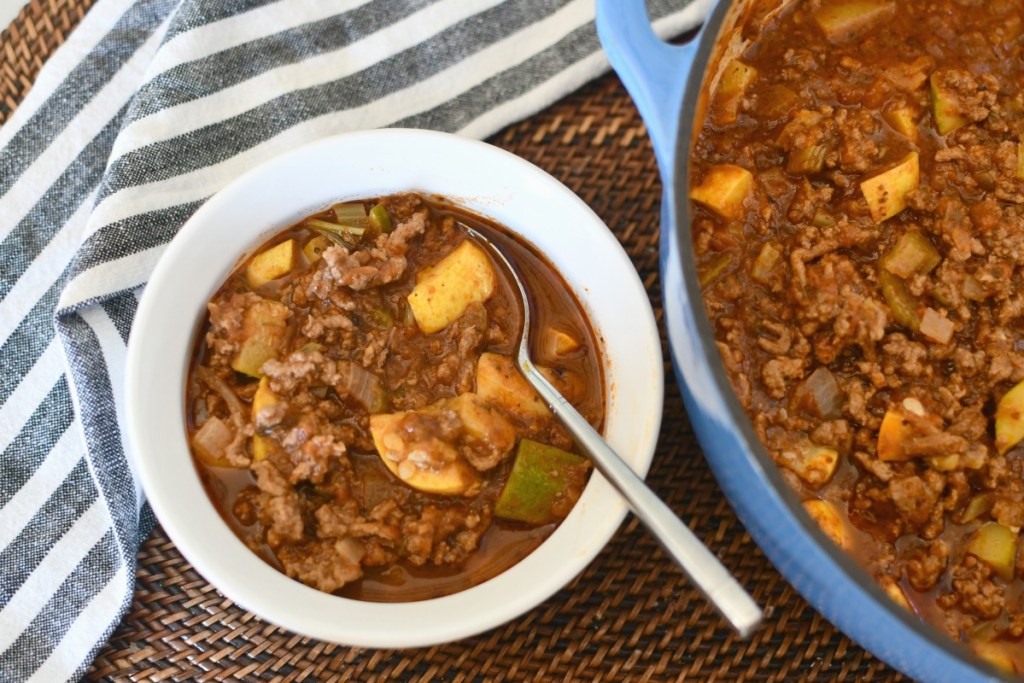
[187,193,603,602]
[692,0,1024,673]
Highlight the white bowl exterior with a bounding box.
[125,129,663,648]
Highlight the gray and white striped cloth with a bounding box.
[0,0,706,679]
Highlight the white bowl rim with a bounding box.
[124,128,663,648]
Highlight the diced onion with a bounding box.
[920,307,954,344]
[337,361,388,413]
[192,416,234,464]
[795,367,843,419]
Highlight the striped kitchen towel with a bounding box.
[0,0,708,679]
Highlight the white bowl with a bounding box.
[124,129,663,648]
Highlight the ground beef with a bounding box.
[905,540,949,591]
[939,555,1005,621]
[278,539,364,593]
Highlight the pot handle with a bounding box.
[595,0,702,178]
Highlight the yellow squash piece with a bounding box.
[370,411,481,496]
[966,523,1018,582]
[446,393,516,460]
[407,241,496,334]
[231,299,290,377]
[803,499,848,548]
[246,239,295,288]
[877,397,926,461]
[973,642,1017,675]
[884,108,919,141]
[542,327,580,357]
[779,443,839,486]
[930,72,969,136]
[813,0,895,43]
[860,152,919,223]
[251,378,280,462]
[879,577,912,611]
[690,164,753,220]
[476,352,550,419]
[995,379,1024,455]
[715,60,757,124]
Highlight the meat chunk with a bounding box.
[905,540,949,591]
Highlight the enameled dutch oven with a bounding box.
[596,1,1008,680]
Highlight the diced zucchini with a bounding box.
[803,499,848,548]
[231,299,290,377]
[715,60,757,124]
[966,523,1018,582]
[759,85,800,121]
[332,202,370,228]
[786,145,828,175]
[690,164,754,220]
[957,493,994,524]
[369,411,481,496]
[930,71,969,135]
[303,235,332,263]
[494,439,590,525]
[860,152,919,223]
[246,239,295,288]
[884,108,919,141]
[476,352,550,419]
[306,218,365,247]
[368,203,392,233]
[881,231,941,278]
[813,0,895,43]
[812,208,836,228]
[995,379,1024,455]
[407,241,496,334]
[751,242,782,284]
[878,270,920,331]
[778,442,839,486]
[919,307,954,345]
[698,253,734,288]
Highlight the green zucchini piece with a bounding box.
[494,439,590,525]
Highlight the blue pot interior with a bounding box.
[597,0,1011,680]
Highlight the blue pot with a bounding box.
[595,2,1005,680]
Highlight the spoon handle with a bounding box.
[519,359,763,638]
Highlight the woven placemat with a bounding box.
[1,3,909,681]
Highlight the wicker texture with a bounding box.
[2,3,907,681]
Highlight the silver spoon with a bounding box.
[466,226,763,638]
